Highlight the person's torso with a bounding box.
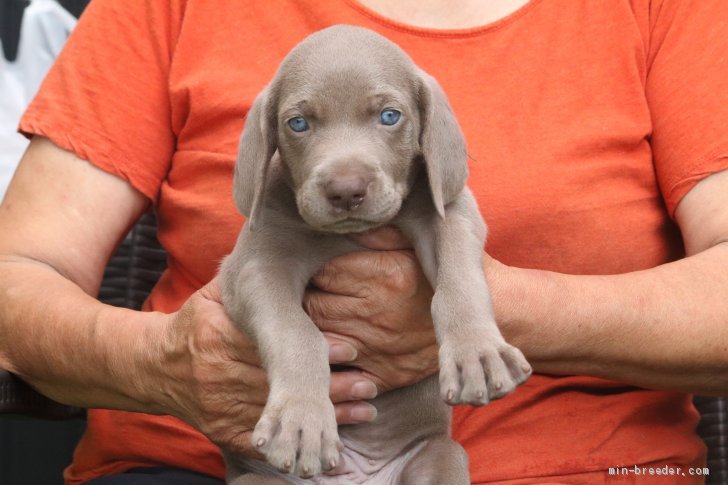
[70,1,705,483]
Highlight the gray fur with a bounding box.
[219,25,530,484]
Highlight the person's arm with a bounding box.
[307,170,728,396]
[490,168,728,395]
[0,136,376,456]
[0,136,158,410]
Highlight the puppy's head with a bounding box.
[234,25,468,233]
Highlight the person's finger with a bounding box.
[304,289,363,325]
[334,401,378,425]
[310,249,418,293]
[327,338,358,364]
[330,371,377,403]
[310,252,379,295]
[348,226,412,250]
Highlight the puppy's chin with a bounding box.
[299,212,391,234]
[318,219,385,234]
[297,201,402,234]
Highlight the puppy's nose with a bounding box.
[325,174,371,211]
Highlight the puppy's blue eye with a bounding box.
[288,116,309,132]
[380,109,401,126]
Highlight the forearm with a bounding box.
[0,258,168,413]
[496,243,728,395]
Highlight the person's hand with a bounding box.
[304,227,440,395]
[152,279,378,458]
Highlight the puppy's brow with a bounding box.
[281,100,314,119]
[369,92,404,108]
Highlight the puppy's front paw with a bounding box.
[438,329,531,406]
[252,394,341,477]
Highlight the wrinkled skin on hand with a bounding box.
[160,281,268,457]
[304,227,440,393]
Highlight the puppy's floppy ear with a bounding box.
[417,71,468,218]
[233,85,278,231]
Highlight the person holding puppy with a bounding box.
[1,0,727,483]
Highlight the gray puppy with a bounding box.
[219,25,531,485]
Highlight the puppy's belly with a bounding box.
[321,440,428,485]
[240,439,427,485]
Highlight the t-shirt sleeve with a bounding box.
[18,0,185,203]
[646,0,728,218]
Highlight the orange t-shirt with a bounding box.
[19,0,728,483]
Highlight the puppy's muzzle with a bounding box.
[323,169,374,213]
[324,172,373,212]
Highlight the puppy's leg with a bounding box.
[400,437,469,485]
[220,228,354,478]
[397,187,531,406]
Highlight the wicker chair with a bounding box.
[695,396,728,484]
[0,213,726,484]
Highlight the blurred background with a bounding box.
[1,2,89,482]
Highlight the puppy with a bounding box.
[219,25,531,485]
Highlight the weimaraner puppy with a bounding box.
[219,25,531,485]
